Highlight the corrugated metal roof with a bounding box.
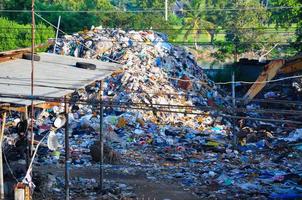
[0,53,120,105]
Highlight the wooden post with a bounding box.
[0,112,7,199]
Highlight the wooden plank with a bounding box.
[279,58,302,74]
[35,102,61,109]
[243,59,285,103]
[0,106,27,113]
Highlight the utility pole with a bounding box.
[0,113,7,199]
[165,0,168,21]
[53,15,61,54]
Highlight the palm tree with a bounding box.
[180,0,215,49]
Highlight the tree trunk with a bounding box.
[194,38,198,50]
[234,44,238,62]
[210,32,215,44]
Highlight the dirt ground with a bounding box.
[35,165,199,200]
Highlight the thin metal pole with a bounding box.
[30,0,35,157]
[53,15,61,54]
[24,106,30,170]
[232,72,237,146]
[0,112,7,200]
[64,96,70,200]
[165,0,168,21]
[99,81,104,191]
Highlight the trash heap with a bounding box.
[54,27,227,128]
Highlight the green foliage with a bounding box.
[0,17,55,51]
[269,0,300,28]
[205,0,228,27]
[212,41,235,61]
[269,0,302,51]
[180,0,215,48]
[169,14,183,26]
[293,2,302,52]
[217,0,275,60]
[33,0,114,33]
[1,0,300,58]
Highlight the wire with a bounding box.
[2,143,19,183]
[0,81,78,90]
[0,32,295,44]
[0,77,300,107]
[181,6,302,11]
[0,9,165,13]
[34,13,122,64]
[238,98,302,106]
[166,74,302,85]
[0,6,301,13]
[0,72,301,95]
[0,37,294,45]
[94,105,302,125]
[0,27,53,30]
[0,26,297,32]
[22,131,50,184]
[216,74,302,85]
[0,93,301,117]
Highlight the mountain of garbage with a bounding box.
[53,27,227,128]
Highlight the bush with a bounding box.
[0,17,55,51]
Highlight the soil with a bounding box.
[35,165,199,200]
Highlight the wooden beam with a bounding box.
[243,59,285,103]
[279,57,302,74]
[0,106,27,113]
[0,42,53,63]
[35,102,61,109]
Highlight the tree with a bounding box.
[180,0,215,49]
[296,6,302,52]
[1,0,115,33]
[204,0,228,43]
[0,17,54,51]
[221,0,271,61]
[270,0,302,51]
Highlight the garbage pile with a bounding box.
[53,27,227,128]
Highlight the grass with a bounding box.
[168,24,297,44]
